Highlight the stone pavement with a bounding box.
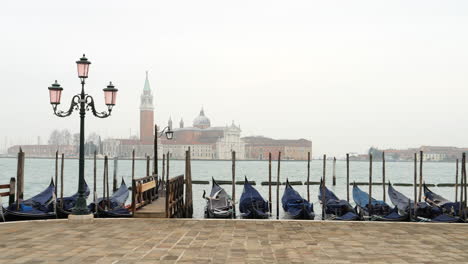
[0,219,467,264]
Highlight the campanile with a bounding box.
[140,71,154,144]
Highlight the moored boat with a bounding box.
[282,180,314,220]
[89,178,131,218]
[203,178,234,218]
[239,177,269,219]
[423,184,463,223]
[353,183,406,221]
[3,179,56,221]
[318,182,358,221]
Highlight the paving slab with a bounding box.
[0,219,468,263]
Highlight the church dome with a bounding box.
[193,108,211,129]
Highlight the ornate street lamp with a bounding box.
[48,54,117,216]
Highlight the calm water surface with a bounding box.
[0,158,460,219]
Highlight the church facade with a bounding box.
[159,109,245,160]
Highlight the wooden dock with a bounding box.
[133,196,166,218]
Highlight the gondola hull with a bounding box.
[319,184,358,221]
[2,180,57,221]
[3,208,56,221]
[282,181,314,220]
[204,179,234,219]
[90,179,130,218]
[239,178,269,219]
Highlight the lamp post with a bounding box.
[154,125,174,176]
[48,54,118,215]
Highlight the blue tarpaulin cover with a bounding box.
[318,184,358,220]
[282,180,314,219]
[239,178,269,219]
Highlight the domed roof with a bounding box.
[193,108,211,129]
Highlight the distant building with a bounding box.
[140,71,154,144]
[7,145,76,157]
[242,136,311,160]
[102,73,312,160]
[158,109,245,160]
[371,146,468,161]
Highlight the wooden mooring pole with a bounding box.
[184,147,193,218]
[382,151,386,203]
[131,149,135,182]
[276,151,281,220]
[16,148,24,211]
[460,155,464,210]
[321,154,326,220]
[268,152,272,214]
[346,153,350,202]
[368,154,373,216]
[418,151,423,202]
[165,152,170,218]
[55,150,58,196]
[105,156,110,209]
[455,159,459,203]
[94,151,97,215]
[146,155,150,177]
[232,151,236,218]
[413,153,417,205]
[307,152,310,202]
[162,154,166,189]
[113,157,118,192]
[9,177,15,206]
[60,153,64,209]
[463,153,467,219]
[332,157,336,186]
[154,124,158,176]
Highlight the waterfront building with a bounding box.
[7,144,76,157]
[159,109,245,160]
[242,136,312,160]
[369,146,468,161]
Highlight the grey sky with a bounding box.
[1,0,467,157]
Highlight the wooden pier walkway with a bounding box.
[1,219,468,263]
[133,196,166,218]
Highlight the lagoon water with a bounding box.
[0,157,460,219]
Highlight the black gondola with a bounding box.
[423,184,463,223]
[239,177,269,219]
[56,181,91,218]
[318,182,358,220]
[203,178,234,218]
[352,184,406,221]
[282,180,314,219]
[89,178,131,218]
[3,179,56,221]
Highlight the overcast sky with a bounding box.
[0,1,467,157]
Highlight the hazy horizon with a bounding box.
[1,1,467,157]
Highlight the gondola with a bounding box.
[352,184,406,221]
[89,178,131,218]
[3,179,56,221]
[203,178,234,218]
[318,182,358,220]
[423,184,463,223]
[239,177,269,219]
[282,180,314,219]
[56,181,91,218]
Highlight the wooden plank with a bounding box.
[0,184,10,189]
[0,192,10,197]
[140,181,156,193]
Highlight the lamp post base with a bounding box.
[71,196,90,215]
[68,213,94,223]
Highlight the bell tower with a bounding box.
[140,71,154,144]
